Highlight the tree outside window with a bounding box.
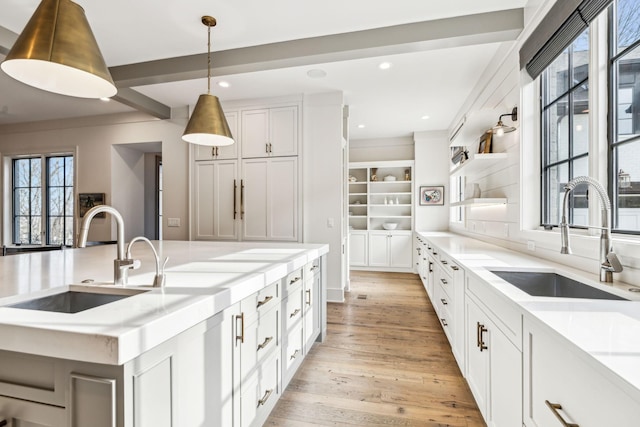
[12,155,74,246]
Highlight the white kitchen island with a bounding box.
[0,240,329,427]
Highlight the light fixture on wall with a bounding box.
[0,0,116,99]
[490,107,518,137]
[182,16,234,146]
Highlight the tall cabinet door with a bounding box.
[241,159,269,240]
[194,160,239,240]
[268,157,298,240]
[241,158,298,241]
[269,106,298,156]
[241,109,270,158]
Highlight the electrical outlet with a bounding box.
[527,240,536,251]
[168,218,181,227]
[327,218,334,228]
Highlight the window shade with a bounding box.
[519,0,612,78]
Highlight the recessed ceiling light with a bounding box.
[358,124,366,129]
[421,115,430,120]
[99,97,110,102]
[307,69,327,79]
[378,62,392,70]
[217,81,230,88]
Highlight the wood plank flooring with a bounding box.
[265,271,485,426]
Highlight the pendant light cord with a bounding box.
[207,22,211,95]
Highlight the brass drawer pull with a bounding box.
[440,278,448,285]
[451,265,459,271]
[235,313,245,344]
[428,262,433,273]
[440,298,448,305]
[257,295,273,308]
[441,260,448,265]
[290,308,301,318]
[258,389,273,407]
[310,265,319,271]
[257,336,273,351]
[289,276,301,285]
[290,349,300,360]
[440,318,448,327]
[233,179,237,219]
[305,289,312,305]
[478,323,488,351]
[545,400,579,427]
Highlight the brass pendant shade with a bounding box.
[182,94,234,146]
[182,16,234,146]
[1,0,116,99]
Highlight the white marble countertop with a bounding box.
[416,231,640,401]
[0,241,329,365]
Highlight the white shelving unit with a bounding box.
[348,161,414,271]
[348,161,414,231]
[450,198,507,207]
[450,152,508,177]
[450,153,508,208]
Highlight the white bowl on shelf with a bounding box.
[383,175,396,181]
[382,222,398,230]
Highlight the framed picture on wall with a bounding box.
[419,186,444,206]
[78,193,106,218]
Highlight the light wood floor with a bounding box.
[266,271,486,426]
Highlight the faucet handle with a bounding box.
[605,252,623,273]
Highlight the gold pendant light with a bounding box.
[182,16,234,147]
[1,0,116,99]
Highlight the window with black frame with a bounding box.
[610,0,640,233]
[541,30,590,227]
[12,155,74,246]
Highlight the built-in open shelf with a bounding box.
[450,198,507,207]
[450,152,508,177]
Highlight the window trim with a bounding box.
[3,148,77,247]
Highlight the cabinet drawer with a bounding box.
[284,286,304,332]
[241,306,279,375]
[283,323,304,387]
[283,268,303,297]
[466,273,521,348]
[304,260,320,279]
[0,394,66,426]
[436,265,453,300]
[241,280,280,323]
[240,351,281,427]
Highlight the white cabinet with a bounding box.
[465,281,521,427]
[194,111,239,161]
[303,260,321,352]
[348,231,368,266]
[241,157,298,241]
[0,395,65,426]
[241,106,298,158]
[193,160,239,240]
[348,161,414,271]
[523,316,640,427]
[368,231,412,268]
[191,102,301,243]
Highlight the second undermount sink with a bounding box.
[490,271,628,301]
[7,287,148,314]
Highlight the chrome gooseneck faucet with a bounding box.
[560,176,623,282]
[126,236,168,288]
[77,205,134,285]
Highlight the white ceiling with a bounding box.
[0,0,528,139]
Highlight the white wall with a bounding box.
[303,92,345,302]
[111,145,145,240]
[350,137,414,162]
[0,113,188,243]
[448,0,640,285]
[414,131,451,231]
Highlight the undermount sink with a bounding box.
[490,271,628,301]
[7,287,148,314]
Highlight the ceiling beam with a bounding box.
[0,25,17,56]
[110,8,524,88]
[112,87,171,119]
